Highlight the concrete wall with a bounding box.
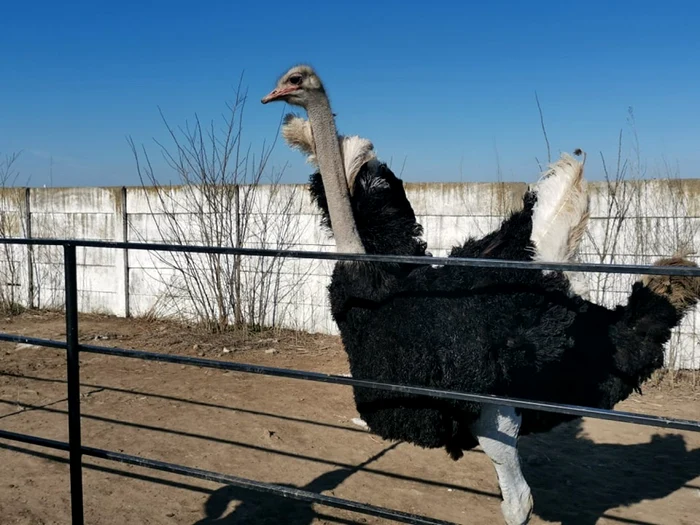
[0,178,698,369]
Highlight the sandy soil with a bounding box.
[0,310,699,525]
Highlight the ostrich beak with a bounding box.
[261,86,299,104]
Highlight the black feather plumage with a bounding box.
[309,160,690,461]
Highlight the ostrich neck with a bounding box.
[306,96,365,254]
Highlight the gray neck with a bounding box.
[306,93,365,254]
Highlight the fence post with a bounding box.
[233,183,242,325]
[116,186,129,317]
[64,243,84,525]
[24,188,34,309]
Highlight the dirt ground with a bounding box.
[0,311,699,525]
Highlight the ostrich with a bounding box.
[262,65,700,525]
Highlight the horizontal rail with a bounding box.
[0,428,69,452]
[0,333,68,350]
[3,333,698,432]
[79,344,700,433]
[0,429,456,525]
[4,235,696,525]
[0,237,698,276]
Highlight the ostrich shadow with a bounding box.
[519,418,700,525]
[192,442,402,525]
[192,470,361,525]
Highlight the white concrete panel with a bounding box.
[32,212,116,241]
[0,181,697,366]
[31,187,123,214]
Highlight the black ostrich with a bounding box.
[262,65,700,525]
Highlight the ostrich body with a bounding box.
[262,65,700,525]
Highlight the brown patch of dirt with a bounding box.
[1,311,699,525]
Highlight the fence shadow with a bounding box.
[0,371,369,435]
[0,441,396,525]
[192,443,403,525]
[2,373,699,524]
[520,419,700,525]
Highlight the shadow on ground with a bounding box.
[2,372,698,524]
[191,418,700,525]
[520,418,700,525]
[192,443,408,525]
[192,470,368,525]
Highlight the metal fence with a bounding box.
[1,238,699,525]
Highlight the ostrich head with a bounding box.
[262,65,365,254]
[261,65,325,107]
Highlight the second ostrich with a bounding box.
[262,65,700,525]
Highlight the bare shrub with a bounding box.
[0,151,29,314]
[128,77,310,332]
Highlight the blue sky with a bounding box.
[1,0,699,187]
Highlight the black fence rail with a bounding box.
[1,238,700,525]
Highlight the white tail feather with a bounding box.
[530,153,591,298]
[281,115,377,193]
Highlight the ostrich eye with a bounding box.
[288,74,303,85]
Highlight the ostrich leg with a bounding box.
[471,405,533,525]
